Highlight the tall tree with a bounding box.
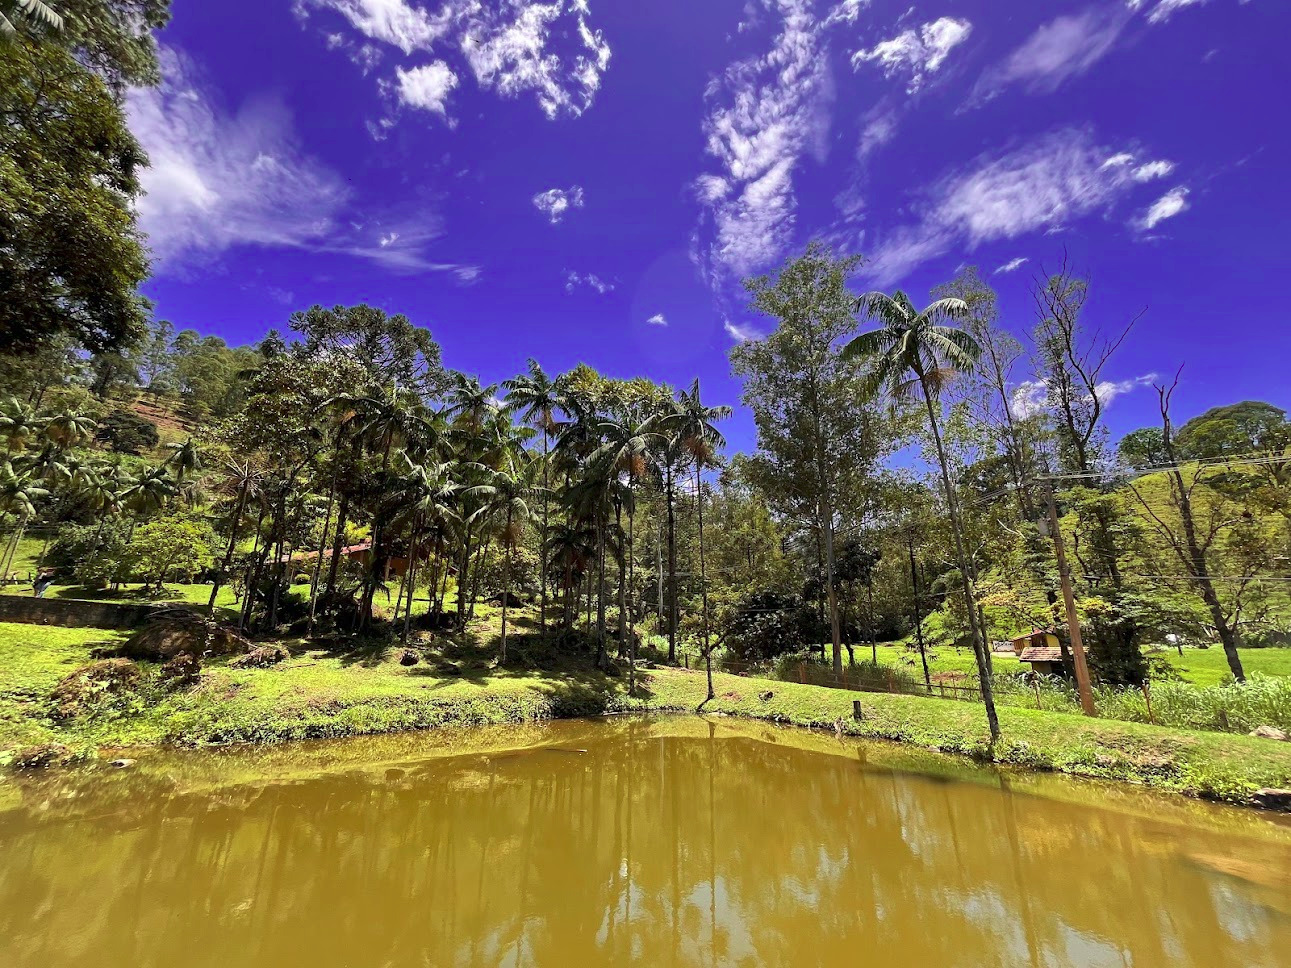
[503,360,562,639]
[842,289,1001,741]
[736,243,873,677]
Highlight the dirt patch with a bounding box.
[229,645,290,669]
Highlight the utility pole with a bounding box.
[1041,480,1097,716]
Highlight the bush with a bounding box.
[95,410,159,455]
[723,592,827,664]
[45,521,130,586]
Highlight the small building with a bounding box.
[1009,630,1071,676]
[1009,630,1060,656]
[1018,645,1068,676]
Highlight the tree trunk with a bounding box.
[540,429,549,642]
[500,509,513,665]
[326,491,349,595]
[209,479,249,612]
[616,499,627,658]
[867,583,876,665]
[908,534,932,690]
[921,379,1000,740]
[696,461,714,700]
[665,468,678,663]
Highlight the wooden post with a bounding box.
[1032,679,1042,710]
[799,662,805,684]
[852,700,863,721]
[1043,481,1097,717]
[684,655,689,670]
[1141,682,1154,724]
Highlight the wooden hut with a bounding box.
[1010,630,1068,676]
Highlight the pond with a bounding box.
[1,717,1288,967]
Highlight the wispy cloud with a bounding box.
[296,0,453,55]
[723,318,763,342]
[973,1,1240,105]
[864,128,1176,284]
[1138,186,1190,230]
[853,17,973,93]
[693,0,832,289]
[646,313,668,326]
[564,270,614,294]
[995,257,1029,274]
[533,186,585,223]
[127,47,349,267]
[971,7,1130,104]
[129,47,475,280]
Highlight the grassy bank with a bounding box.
[1,621,1289,808]
[849,641,1291,686]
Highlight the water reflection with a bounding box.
[0,719,1287,967]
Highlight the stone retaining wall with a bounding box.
[0,596,169,630]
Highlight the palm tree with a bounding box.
[390,457,458,644]
[0,397,40,455]
[503,360,562,640]
[595,413,661,693]
[648,404,687,663]
[0,0,62,39]
[41,412,95,450]
[667,380,731,701]
[464,455,533,664]
[208,460,264,611]
[0,462,48,579]
[841,289,1000,740]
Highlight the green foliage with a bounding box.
[124,514,216,589]
[0,37,149,356]
[723,592,825,664]
[94,409,158,454]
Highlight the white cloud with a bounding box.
[1138,186,1189,229]
[994,257,1029,274]
[564,270,614,294]
[1096,373,1158,405]
[299,1,612,122]
[1011,372,1155,417]
[972,8,1129,103]
[1135,0,1208,24]
[533,185,585,223]
[857,109,898,160]
[646,313,668,326]
[865,128,1177,284]
[460,0,612,120]
[393,61,458,119]
[296,0,454,55]
[694,0,832,288]
[127,48,349,266]
[824,0,870,26]
[853,17,972,93]
[724,319,763,342]
[1132,159,1174,181]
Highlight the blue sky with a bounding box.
[129,0,1289,452]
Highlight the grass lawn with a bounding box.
[1,619,1289,808]
[866,640,1291,686]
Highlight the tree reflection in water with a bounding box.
[0,719,1288,967]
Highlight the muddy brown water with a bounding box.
[1,717,1288,967]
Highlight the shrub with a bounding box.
[723,592,827,664]
[95,410,159,455]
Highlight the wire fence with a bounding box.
[676,651,986,704]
